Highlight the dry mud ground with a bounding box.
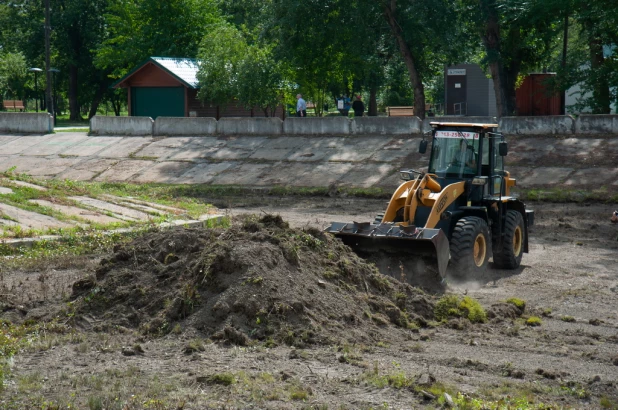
[2,195,618,409]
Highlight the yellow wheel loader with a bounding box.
[326,122,534,286]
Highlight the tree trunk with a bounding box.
[589,36,611,114]
[368,86,378,116]
[88,78,110,119]
[383,0,425,119]
[481,1,509,118]
[68,64,81,121]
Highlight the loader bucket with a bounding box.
[325,222,450,290]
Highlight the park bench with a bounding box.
[2,100,25,112]
[387,106,414,117]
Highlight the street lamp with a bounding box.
[48,68,60,125]
[28,68,43,112]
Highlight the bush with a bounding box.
[526,316,542,327]
[434,295,487,323]
[506,297,526,311]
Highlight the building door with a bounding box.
[446,70,467,115]
[131,87,185,119]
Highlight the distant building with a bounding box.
[444,63,497,117]
[113,57,284,119]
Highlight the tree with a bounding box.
[196,23,287,116]
[0,51,28,100]
[463,0,563,117]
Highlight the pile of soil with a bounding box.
[70,215,438,346]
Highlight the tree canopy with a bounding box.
[0,0,615,118]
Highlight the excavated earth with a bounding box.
[1,196,618,409]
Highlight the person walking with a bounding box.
[352,95,365,117]
[296,94,307,117]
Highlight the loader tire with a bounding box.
[448,217,490,280]
[493,210,524,269]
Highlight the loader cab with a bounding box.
[426,123,507,198]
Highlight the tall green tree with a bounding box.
[95,0,222,80]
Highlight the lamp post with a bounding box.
[28,68,43,112]
[49,68,60,125]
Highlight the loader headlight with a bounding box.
[400,171,412,181]
[472,177,487,185]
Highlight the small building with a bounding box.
[515,73,560,116]
[113,57,285,119]
[444,64,497,117]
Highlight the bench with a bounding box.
[2,100,25,112]
[387,106,414,117]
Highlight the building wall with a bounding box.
[446,63,495,116]
[186,89,285,119]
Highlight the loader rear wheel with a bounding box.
[448,217,490,280]
[493,210,524,269]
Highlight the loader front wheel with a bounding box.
[448,217,490,280]
[493,210,524,269]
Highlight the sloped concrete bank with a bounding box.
[0,131,617,191]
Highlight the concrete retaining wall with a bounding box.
[351,117,421,135]
[0,113,53,134]
[283,117,350,135]
[85,114,618,137]
[499,116,574,135]
[217,117,283,135]
[90,116,154,136]
[154,117,217,136]
[575,115,618,134]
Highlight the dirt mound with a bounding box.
[70,215,437,345]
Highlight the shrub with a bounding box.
[526,316,542,327]
[506,297,526,311]
[434,295,487,323]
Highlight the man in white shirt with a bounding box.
[296,94,307,117]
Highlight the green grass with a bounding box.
[526,316,542,327]
[506,297,526,310]
[522,187,618,203]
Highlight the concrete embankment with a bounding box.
[0,130,616,191]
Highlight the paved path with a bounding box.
[0,132,617,189]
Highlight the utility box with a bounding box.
[445,64,497,117]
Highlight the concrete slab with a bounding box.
[369,138,423,162]
[210,163,272,185]
[25,133,90,156]
[249,148,294,161]
[2,156,80,178]
[0,135,22,145]
[0,135,55,155]
[222,136,269,150]
[0,187,14,195]
[59,136,121,157]
[518,167,575,187]
[132,161,196,183]
[287,162,354,187]
[55,158,118,181]
[256,163,309,186]
[101,195,185,214]
[131,138,193,160]
[95,137,153,158]
[563,168,616,187]
[337,164,398,188]
[94,159,155,182]
[1,179,48,191]
[68,196,151,221]
[0,203,74,230]
[28,199,123,224]
[175,162,236,184]
[256,136,308,150]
